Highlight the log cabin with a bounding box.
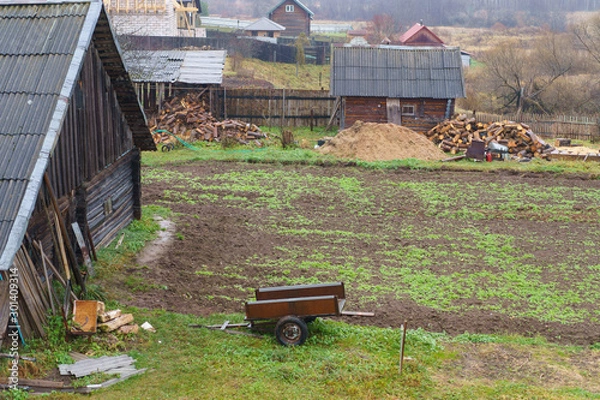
[330,46,466,132]
[267,0,314,37]
[0,0,155,342]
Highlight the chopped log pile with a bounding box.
[149,92,268,146]
[423,114,554,159]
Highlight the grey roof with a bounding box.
[330,46,466,99]
[268,0,314,18]
[0,1,154,271]
[123,50,226,85]
[244,17,285,32]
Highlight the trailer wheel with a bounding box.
[275,316,308,346]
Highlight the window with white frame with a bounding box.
[402,104,415,116]
[285,4,294,12]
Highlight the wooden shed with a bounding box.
[0,0,155,342]
[267,0,313,37]
[330,46,466,132]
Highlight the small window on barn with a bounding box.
[402,105,415,116]
[285,4,294,12]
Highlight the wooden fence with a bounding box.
[211,88,336,128]
[465,111,600,141]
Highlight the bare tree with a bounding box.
[572,12,600,65]
[479,33,574,116]
[367,14,398,43]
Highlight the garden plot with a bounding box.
[133,161,600,345]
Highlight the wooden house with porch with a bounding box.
[0,0,155,343]
[267,0,313,37]
[330,46,466,131]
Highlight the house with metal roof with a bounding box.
[122,49,226,110]
[330,46,466,131]
[268,0,314,37]
[0,0,155,341]
[398,23,445,47]
[244,17,286,39]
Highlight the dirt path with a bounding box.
[131,161,600,345]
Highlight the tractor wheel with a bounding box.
[274,316,308,346]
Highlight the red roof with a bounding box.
[398,23,444,46]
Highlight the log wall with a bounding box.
[343,97,453,132]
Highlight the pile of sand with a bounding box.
[316,121,447,162]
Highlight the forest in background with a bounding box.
[208,0,600,30]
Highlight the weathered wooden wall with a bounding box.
[343,97,453,132]
[29,43,140,272]
[400,99,454,133]
[270,0,311,36]
[343,97,387,128]
[212,88,336,128]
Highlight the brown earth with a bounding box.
[316,121,447,161]
[126,161,600,346]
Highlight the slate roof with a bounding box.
[123,50,226,84]
[0,0,154,271]
[268,0,314,18]
[244,17,285,32]
[330,46,466,99]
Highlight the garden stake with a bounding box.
[399,320,408,375]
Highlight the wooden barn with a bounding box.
[330,46,466,131]
[267,0,313,37]
[0,0,155,343]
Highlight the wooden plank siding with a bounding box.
[27,43,140,269]
[269,0,311,37]
[212,88,335,128]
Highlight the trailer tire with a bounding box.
[275,316,308,346]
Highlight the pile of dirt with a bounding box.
[316,121,447,162]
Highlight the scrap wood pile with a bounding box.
[149,92,267,146]
[423,114,554,159]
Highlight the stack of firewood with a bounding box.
[96,302,138,335]
[422,115,554,158]
[149,92,267,145]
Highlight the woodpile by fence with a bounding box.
[424,114,554,159]
[149,91,268,145]
[465,112,599,141]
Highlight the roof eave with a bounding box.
[0,0,103,271]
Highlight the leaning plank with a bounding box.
[97,314,134,333]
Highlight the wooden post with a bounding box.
[399,320,408,375]
[310,109,314,131]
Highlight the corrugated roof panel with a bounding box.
[0,134,43,180]
[0,180,27,222]
[0,55,72,94]
[0,93,58,135]
[0,7,86,55]
[331,46,465,99]
[0,3,89,19]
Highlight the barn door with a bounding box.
[386,98,402,125]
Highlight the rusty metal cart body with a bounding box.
[244,282,350,346]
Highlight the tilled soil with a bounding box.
[130,161,600,345]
